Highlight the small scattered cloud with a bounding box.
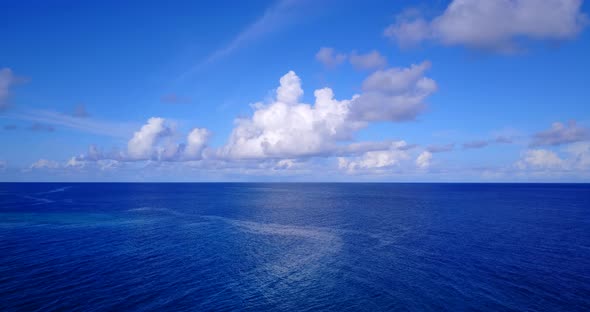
[3,124,17,130]
[72,104,90,118]
[427,143,454,153]
[274,159,296,170]
[65,156,86,169]
[29,123,56,132]
[28,156,122,173]
[348,50,388,70]
[416,151,432,169]
[30,159,60,170]
[566,142,590,169]
[385,0,588,53]
[531,120,589,147]
[461,135,516,150]
[463,140,489,149]
[83,144,106,161]
[161,94,191,104]
[96,159,120,171]
[494,136,514,144]
[64,155,120,171]
[0,160,6,170]
[338,140,416,156]
[315,47,346,68]
[338,141,410,173]
[315,48,388,71]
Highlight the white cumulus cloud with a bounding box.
[57,66,435,175]
[70,117,210,164]
[338,141,410,173]
[127,117,173,160]
[66,157,86,169]
[385,0,587,52]
[517,149,564,169]
[30,159,60,170]
[184,128,211,160]
[221,67,435,159]
[221,74,356,159]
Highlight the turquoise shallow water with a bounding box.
[1,183,589,311]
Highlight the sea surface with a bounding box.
[0,183,589,311]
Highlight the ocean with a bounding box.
[0,183,589,311]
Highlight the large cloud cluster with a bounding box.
[221,66,435,159]
[58,66,436,174]
[38,66,435,175]
[220,72,356,159]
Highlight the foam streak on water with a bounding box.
[0,183,589,311]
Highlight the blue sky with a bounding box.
[1,0,589,182]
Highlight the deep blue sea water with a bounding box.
[0,183,589,311]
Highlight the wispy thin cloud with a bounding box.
[1,109,136,139]
[207,0,305,62]
[0,68,29,110]
[177,0,314,81]
[29,122,55,132]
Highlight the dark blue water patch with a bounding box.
[0,183,589,311]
